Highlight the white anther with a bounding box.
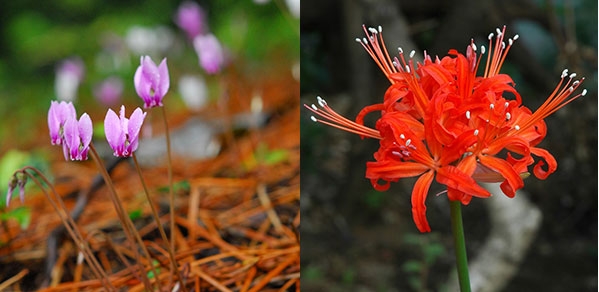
[398,47,403,54]
[568,87,574,93]
[405,65,411,73]
[368,27,378,34]
[504,102,509,108]
[392,61,398,67]
[481,46,486,54]
[405,139,412,146]
[573,80,580,86]
[392,151,402,157]
[508,38,513,46]
[506,112,511,120]
[496,28,502,35]
[582,89,588,96]
[378,25,382,33]
[513,34,519,40]
[488,33,494,40]
[310,116,317,122]
[473,129,479,136]
[409,50,415,58]
[400,134,406,140]
[569,73,577,79]
[311,104,318,110]
[561,69,569,78]
[514,125,520,130]
[355,38,362,43]
[501,42,506,49]
[471,43,477,51]
[490,103,495,110]
[317,96,327,106]
[466,111,471,119]
[363,37,368,44]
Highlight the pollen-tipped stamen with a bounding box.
[304,96,381,139]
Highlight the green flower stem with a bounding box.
[449,199,471,292]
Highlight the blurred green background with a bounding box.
[0,0,299,150]
[0,0,298,247]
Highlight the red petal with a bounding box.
[530,147,557,179]
[478,155,524,198]
[411,170,434,233]
[436,165,491,198]
[366,161,430,181]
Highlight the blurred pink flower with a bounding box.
[94,77,124,106]
[193,33,225,74]
[174,1,207,40]
[55,57,85,101]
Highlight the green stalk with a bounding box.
[449,199,471,292]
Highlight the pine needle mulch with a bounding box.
[0,66,300,291]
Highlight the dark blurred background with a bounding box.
[301,0,597,291]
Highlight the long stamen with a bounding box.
[304,96,382,139]
[357,25,397,82]
[511,71,586,134]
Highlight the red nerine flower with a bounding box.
[305,25,586,232]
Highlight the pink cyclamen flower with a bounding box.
[63,113,93,161]
[55,57,85,101]
[193,33,225,74]
[5,174,25,207]
[104,105,146,157]
[48,100,76,145]
[94,76,124,106]
[174,1,206,40]
[134,56,170,108]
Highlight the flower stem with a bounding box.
[159,105,186,290]
[88,144,156,290]
[449,199,471,292]
[132,153,185,288]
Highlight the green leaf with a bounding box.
[128,209,142,221]
[402,260,422,273]
[1,207,32,229]
[255,143,288,165]
[93,122,105,140]
[303,266,323,281]
[424,243,446,264]
[364,190,385,208]
[157,180,190,193]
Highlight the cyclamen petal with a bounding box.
[104,108,125,156]
[48,101,76,145]
[134,56,170,108]
[62,113,92,161]
[104,105,146,157]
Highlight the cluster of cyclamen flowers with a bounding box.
[48,56,169,161]
[175,1,225,74]
[306,25,587,232]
